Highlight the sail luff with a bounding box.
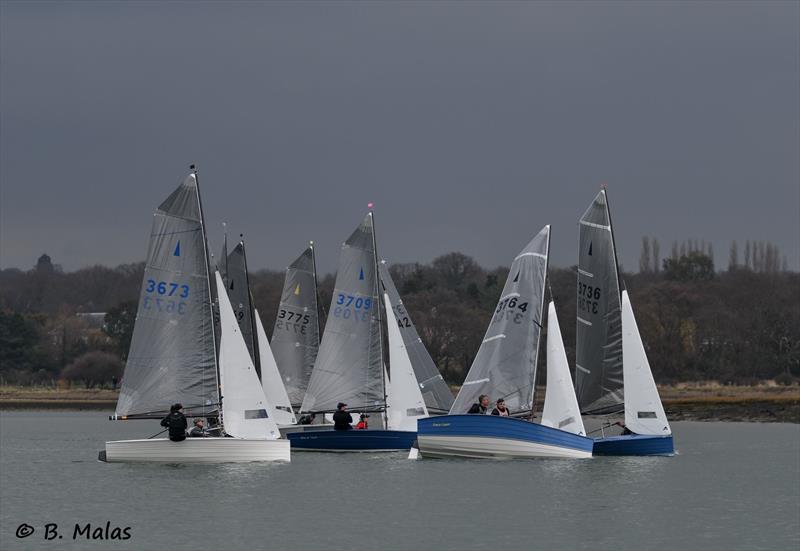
[193,168,221,412]
[527,225,550,413]
[241,240,262,378]
[369,211,389,428]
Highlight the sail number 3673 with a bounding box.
[142,280,190,315]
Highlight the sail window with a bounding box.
[637,411,657,419]
[406,407,426,416]
[558,417,575,429]
[244,409,269,419]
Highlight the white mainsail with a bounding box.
[384,292,428,431]
[216,272,280,440]
[621,290,671,436]
[255,309,296,426]
[541,301,586,436]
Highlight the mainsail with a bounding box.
[379,261,454,414]
[271,245,321,408]
[115,173,218,418]
[575,190,624,414]
[450,226,550,415]
[300,214,384,413]
[224,241,258,374]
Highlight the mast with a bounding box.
[369,209,389,429]
[603,188,623,303]
[191,164,221,420]
[240,236,262,379]
[528,225,551,419]
[310,240,323,339]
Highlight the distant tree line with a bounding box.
[0,245,797,387]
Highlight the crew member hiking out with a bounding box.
[161,403,187,442]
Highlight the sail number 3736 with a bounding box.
[577,282,601,314]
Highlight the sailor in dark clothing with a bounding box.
[467,394,490,414]
[491,398,510,417]
[332,402,353,431]
[188,418,207,437]
[160,403,188,441]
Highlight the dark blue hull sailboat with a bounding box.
[287,429,417,452]
[593,434,674,456]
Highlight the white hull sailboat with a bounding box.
[102,168,290,463]
[103,437,289,463]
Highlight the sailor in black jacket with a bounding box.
[332,402,353,431]
[467,394,490,414]
[160,403,188,441]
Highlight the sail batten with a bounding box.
[379,261,455,413]
[116,173,218,418]
[450,226,550,415]
[300,215,383,413]
[575,190,624,415]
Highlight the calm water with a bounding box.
[0,412,798,551]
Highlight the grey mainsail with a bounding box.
[450,226,550,415]
[379,261,454,414]
[300,214,384,413]
[115,173,218,418]
[272,245,321,408]
[575,190,624,414]
[224,241,259,373]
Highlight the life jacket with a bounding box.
[167,412,186,441]
[355,421,368,430]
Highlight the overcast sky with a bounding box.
[1,1,798,274]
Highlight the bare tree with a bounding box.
[652,238,661,273]
[728,241,738,272]
[744,240,752,270]
[639,236,652,273]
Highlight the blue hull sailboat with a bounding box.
[293,212,447,451]
[575,190,674,456]
[417,226,594,459]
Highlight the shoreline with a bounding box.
[0,385,797,423]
